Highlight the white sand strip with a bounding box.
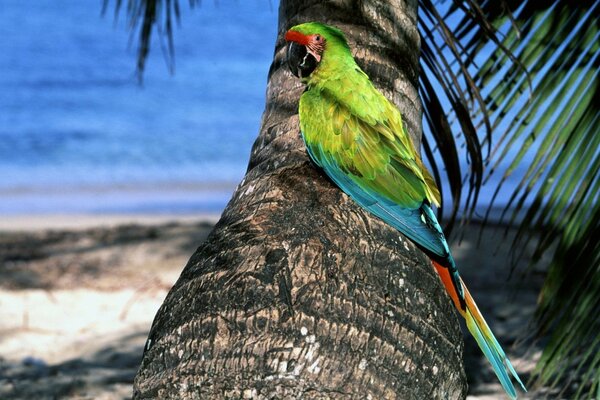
[0,213,221,232]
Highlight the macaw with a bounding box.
[284,22,526,399]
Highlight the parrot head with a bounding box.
[284,22,352,81]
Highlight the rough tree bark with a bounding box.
[133,1,467,398]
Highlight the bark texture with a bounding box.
[133,1,467,398]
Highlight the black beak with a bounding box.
[286,41,317,79]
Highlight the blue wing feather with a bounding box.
[306,142,443,256]
[305,141,465,301]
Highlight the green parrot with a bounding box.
[285,22,526,399]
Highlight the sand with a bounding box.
[0,214,555,399]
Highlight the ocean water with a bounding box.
[0,1,529,219]
[0,0,279,215]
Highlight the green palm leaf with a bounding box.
[423,1,599,397]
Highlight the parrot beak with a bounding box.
[286,41,317,79]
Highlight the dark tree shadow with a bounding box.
[0,331,147,400]
[0,221,213,290]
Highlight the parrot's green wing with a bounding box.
[300,84,446,258]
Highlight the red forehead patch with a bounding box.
[285,30,310,46]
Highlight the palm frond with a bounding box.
[418,0,492,234]
[102,0,200,80]
[438,1,600,397]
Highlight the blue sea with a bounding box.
[0,1,528,219]
[0,0,279,215]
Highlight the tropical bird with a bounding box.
[285,22,527,399]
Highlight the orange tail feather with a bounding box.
[431,260,526,399]
[432,260,465,314]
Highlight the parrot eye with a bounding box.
[315,35,321,42]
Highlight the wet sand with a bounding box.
[0,215,553,399]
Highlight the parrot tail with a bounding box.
[432,261,527,399]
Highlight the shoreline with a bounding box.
[0,181,239,218]
[0,212,222,232]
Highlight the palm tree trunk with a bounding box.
[133,1,467,398]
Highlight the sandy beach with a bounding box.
[0,214,554,399]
